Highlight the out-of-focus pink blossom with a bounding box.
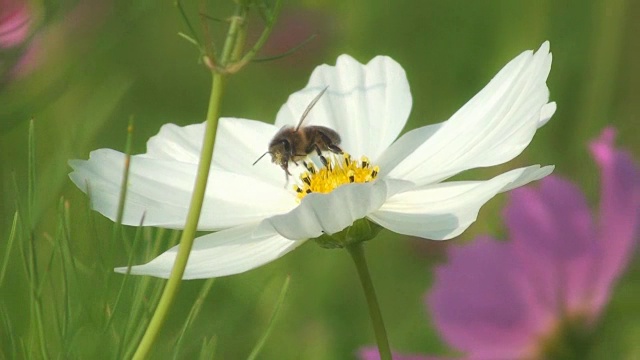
[256,7,334,68]
[359,348,437,360]
[361,128,640,359]
[0,0,31,48]
[1,0,110,84]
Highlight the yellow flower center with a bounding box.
[293,153,380,200]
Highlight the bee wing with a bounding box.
[295,86,329,131]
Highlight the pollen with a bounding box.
[294,153,380,200]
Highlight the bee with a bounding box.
[253,86,343,180]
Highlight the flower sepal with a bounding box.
[314,218,382,249]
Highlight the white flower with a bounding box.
[69,42,556,279]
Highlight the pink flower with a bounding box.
[0,0,31,48]
[360,128,640,359]
[253,7,333,68]
[0,0,34,83]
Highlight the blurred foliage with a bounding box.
[1,0,639,359]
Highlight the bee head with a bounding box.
[268,139,292,165]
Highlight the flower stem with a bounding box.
[346,243,391,360]
[130,5,248,358]
[131,70,226,360]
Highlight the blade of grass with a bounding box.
[83,181,106,270]
[19,338,29,358]
[24,120,49,359]
[115,226,152,359]
[199,336,217,360]
[246,275,291,360]
[112,118,135,258]
[40,231,64,347]
[43,229,67,348]
[0,301,18,359]
[123,309,154,360]
[172,278,216,359]
[117,227,169,358]
[105,213,146,333]
[118,228,171,357]
[37,233,57,296]
[0,212,19,285]
[29,234,47,360]
[53,198,71,342]
[122,276,163,359]
[61,199,80,275]
[14,183,30,275]
[120,227,183,354]
[28,119,36,227]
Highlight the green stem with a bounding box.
[130,2,271,357]
[226,0,282,73]
[346,243,391,360]
[220,5,248,66]
[131,70,226,360]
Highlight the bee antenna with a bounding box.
[295,86,329,131]
[252,151,271,166]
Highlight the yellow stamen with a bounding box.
[301,172,312,186]
[303,161,317,174]
[292,152,381,200]
[361,156,370,168]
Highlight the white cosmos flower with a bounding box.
[69,42,556,279]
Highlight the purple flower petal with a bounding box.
[420,128,639,358]
[589,127,640,314]
[358,347,437,360]
[504,176,600,315]
[0,0,31,48]
[427,237,549,359]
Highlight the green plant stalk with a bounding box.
[131,4,254,356]
[25,120,49,359]
[246,276,291,360]
[112,118,135,258]
[220,5,248,65]
[131,72,226,360]
[0,212,18,285]
[172,278,216,359]
[226,0,282,73]
[347,243,391,360]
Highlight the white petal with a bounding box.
[275,55,412,161]
[144,122,206,163]
[538,101,556,128]
[368,165,554,240]
[114,223,304,279]
[211,117,289,187]
[146,118,289,187]
[69,149,296,230]
[380,42,553,185]
[258,179,396,240]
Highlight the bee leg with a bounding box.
[282,164,292,187]
[281,163,293,176]
[317,131,343,154]
[311,144,329,166]
[328,144,343,154]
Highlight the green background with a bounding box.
[1,0,639,358]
